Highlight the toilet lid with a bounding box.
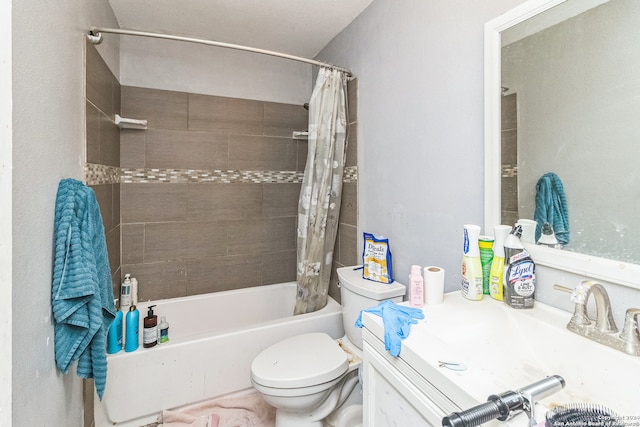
[251,332,348,389]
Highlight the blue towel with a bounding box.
[534,172,570,245]
[355,300,424,357]
[52,178,116,400]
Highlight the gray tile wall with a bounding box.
[85,70,357,306]
[501,93,518,227]
[120,86,319,301]
[85,41,121,296]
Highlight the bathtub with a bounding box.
[94,282,344,427]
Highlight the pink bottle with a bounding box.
[409,265,424,307]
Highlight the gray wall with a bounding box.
[9,1,119,426]
[317,0,526,288]
[318,0,640,327]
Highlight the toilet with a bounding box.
[250,266,406,427]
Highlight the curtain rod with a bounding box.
[87,26,352,76]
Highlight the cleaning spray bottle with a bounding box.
[489,225,513,301]
[479,236,494,295]
[124,305,139,352]
[503,225,536,309]
[461,224,483,301]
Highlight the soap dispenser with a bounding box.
[143,305,158,348]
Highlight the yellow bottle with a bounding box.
[489,225,512,301]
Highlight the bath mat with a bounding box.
[157,392,275,427]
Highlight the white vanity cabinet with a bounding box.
[362,326,459,426]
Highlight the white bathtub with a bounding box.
[94,282,345,427]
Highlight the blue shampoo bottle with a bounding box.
[124,305,139,352]
[107,299,123,354]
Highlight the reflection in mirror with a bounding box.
[500,0,640,264]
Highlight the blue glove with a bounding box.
[355,300,424,356]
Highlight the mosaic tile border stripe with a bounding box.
[122,168,303,184]
[85,164,358,185]
[502,164,518,178]
[85,163,120,185]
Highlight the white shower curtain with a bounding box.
[294,68,348,315]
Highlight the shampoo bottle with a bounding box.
[143,305,158,348]
[131,276,138,305]
[489,225,512,301]
[107,299,123,354]
[120,274,132,314]
[408,265,424,307]
[158,316,170,344]
[461,224,483,301]
[124,305,139,352]
[503,225,536,309]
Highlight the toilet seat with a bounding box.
[251,332,348,389]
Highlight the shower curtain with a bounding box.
[294,68,348,315]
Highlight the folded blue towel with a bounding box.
[534,172,570,245]
[355,300,424,357]
[52,178,116,400]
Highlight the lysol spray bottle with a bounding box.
[461,224,483,301]
[503,225,536,309]
[489,225,513,301]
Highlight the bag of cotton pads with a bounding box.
[362,232,394,283]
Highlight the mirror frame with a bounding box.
[484,0,640,290]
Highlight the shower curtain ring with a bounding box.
[87,30,103,45]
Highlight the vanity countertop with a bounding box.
[362,292,640,418]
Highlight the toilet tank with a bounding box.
[337,266,406,350]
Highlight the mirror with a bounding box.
[485,0,640,289]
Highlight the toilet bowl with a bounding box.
[250,266,406,427]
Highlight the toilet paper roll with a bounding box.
[423,266,445,305]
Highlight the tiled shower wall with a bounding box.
[85,42,121,294]
[501,93,518,226]
[119,81,358,302]
[85,43,358,304]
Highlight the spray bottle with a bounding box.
[489,225,512,301]
[461,224,483,301]
[503,225,536,309]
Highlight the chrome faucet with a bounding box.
[554,281,640,356]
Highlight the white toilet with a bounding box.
[250,266,406,427]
